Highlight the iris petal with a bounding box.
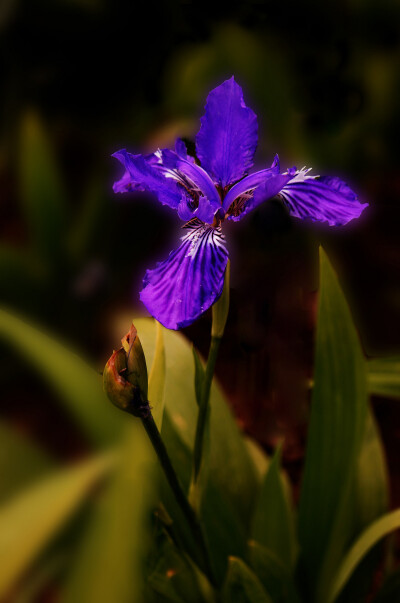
[140,220,229,330]
[112,150,183,210]
[222,154,281,215]
[195,77,258,187]
[279,174,368,226]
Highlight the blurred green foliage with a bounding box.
[0,251,399,601]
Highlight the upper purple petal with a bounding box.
[112,149,183,210]
[195,77,258,187]
[140,220,229,330]
[279,173,368,226]
[222,154,282,217]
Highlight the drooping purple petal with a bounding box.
[140,220,229,330]
[195,77,258,187]
[279,173,368,226]
[112,150,184,210]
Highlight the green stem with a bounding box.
[192,335,221,481]
[192,261,230,487]
[141,412,216,585]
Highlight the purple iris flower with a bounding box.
[113,77,368,330]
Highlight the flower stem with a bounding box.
[141,412,216,585]
[192,335,221,481]
[192,261,230,485]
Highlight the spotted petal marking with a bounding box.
[140,220,229,330]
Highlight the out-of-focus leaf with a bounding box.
[327,509,400,603]
[222,556,272,603]
[298,248,368,602]
[248,541,301,603]
[0,421,52,503]
[19,113,67,261]
[149,321,166,430]
[251,444,296,570]
[158,411,247,583]
[135,318,259,527]
[367,357,400,399]
[0,454,113,600]
[0,245,45,299]
[337,409,389,602]
[14,555,65,603]
[61,423,154,603]
[373,569,400,602]
[67,179,106,262]
[147,532,208,603]
[355,410,389,531]
[244,437,270,481]
[0,308,122,446]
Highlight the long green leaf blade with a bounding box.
[327,509,400,603]
[367,357,400,399]
[19,113,67,261]
[0,454,113,599]
[61,425,154,603]
[0,421,52,503]
[251,444,296,569]
[0,308,121,446]
[298,248,368,600]
[135,318,259,528]
[222,557,273,603]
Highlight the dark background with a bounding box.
[1,0,400,500]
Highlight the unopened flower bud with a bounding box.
[103,324,149,417]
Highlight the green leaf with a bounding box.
[19,113,67,261]
[244,437,270,481]
[251,444,296,569]
[367,357,400,399]
[327,509,400,603]
[222,557,273,603]
[334,409,389,602]
[248,541,301,603]
[0,308,122,446]
[147,532,209,603]
[355,410,389,531]
[0,421,52,503]
[156,410,247,583]
[135,318,259,526]
[0,245,45,300]
[0,454,113,600]
[61,423,154,603]
[135,318,258,580]
[67,179,106,262]
[298,248,368,601]
[149,322,166,430]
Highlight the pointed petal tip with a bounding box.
[196,77,258,187]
